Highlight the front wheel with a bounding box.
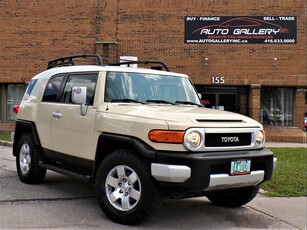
[95,149,162,225]
[16,133,47,184]
[206,186,260,208]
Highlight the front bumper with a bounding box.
[151,148,275,197]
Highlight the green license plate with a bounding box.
[230,159,251,176]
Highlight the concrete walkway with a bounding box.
[248,196,306,229]
[0,142,306,229]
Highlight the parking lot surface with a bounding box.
[0,145,305,229]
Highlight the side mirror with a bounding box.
[72,86,88,116]
[198,93,202,100]
[72,86,87,104]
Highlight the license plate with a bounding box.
[230,159,251,176]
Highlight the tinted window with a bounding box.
[61,74,98,105]
[42,75,65,102]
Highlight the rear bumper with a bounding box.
[151,148,275,197]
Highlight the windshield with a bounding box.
[105,71,201,105]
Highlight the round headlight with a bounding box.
[184,131,202,150]
[255,130,265,146]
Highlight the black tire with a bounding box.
[206,186,260,208]
[95,149,162,225]
[16,133,47,184]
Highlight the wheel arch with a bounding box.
[13,120,41,157]
[92,133,156,182]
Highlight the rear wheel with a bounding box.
[95,149,162,225]
[206,186,260,208]
[16,133,46,184]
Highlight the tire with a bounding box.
[95,149,162,225]
[206,186,260,208]
[16,133,47,184]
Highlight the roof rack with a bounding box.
[47,54,171,72]
[109,60,171,72]
[47,54,103,69]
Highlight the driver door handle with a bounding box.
[52,112,62,118]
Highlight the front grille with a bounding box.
[205,133,251,147]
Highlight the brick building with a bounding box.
[0,0,306,142]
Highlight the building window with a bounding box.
[261,88,294,126]
[7,84,27,121]
[196,86,249,116]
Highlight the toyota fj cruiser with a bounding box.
[13,54,276,225]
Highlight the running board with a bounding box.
[39,162,92,182]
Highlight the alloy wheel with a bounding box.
[105,165,141,211]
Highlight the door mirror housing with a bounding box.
[72,86,88,116]
[72,86,87,104]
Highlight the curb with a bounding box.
[265,142,307,148]
[0,140,13,147]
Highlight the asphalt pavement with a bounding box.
[0,144,306,229]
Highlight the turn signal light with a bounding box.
[148,130,185,143]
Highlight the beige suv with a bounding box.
[13,54,276,225]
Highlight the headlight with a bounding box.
[255,130,265,146]
[184,130,202,150]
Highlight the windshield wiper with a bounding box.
[175,101,203,107]
[146,99,175,105]
[111,99,146,104]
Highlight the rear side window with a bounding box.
[22,79,38,101]
[42,75,65,102]
[26,79,37,95]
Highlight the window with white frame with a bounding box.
[7,84,27,121]
[261,88,294,126]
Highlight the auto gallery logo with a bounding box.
[184,16,296,44]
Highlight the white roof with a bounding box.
[32,65,188,80]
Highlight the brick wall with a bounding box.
[265,127,306,143]
[249,84,261,121]
[0,0,306,140]
[0,0,306,86]
[0,122,15,133]
[295,89,307,129]
[110,0,307,87]
[0,0,99,83]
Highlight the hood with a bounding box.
[101,103,262,129]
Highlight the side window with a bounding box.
[42,75,65,102]
[61,73,98,105]
[25,79,37,95]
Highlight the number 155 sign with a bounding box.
[211,76,225,84]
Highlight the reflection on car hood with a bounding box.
[102,103,262,128]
